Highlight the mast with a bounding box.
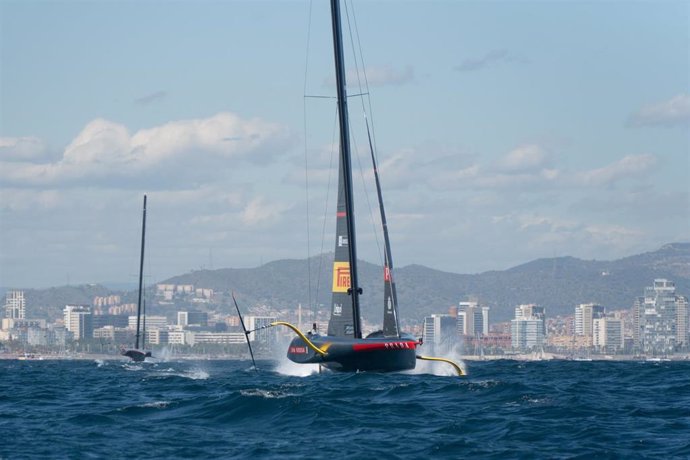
[330,0,362,338]
[135,194,147,350]
[366,123,400,337]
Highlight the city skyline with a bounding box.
[1,1,688,288]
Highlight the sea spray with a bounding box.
[270,334,320,376]
[411,342,468,377]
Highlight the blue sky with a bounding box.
[1,0,688,288]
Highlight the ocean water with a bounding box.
[1,358,689,459]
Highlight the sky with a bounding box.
[1,0,688,288]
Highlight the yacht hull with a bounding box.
[121,349,152,362]
[287,334,418,372]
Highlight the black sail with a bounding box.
[327,156,355,337]
[371,147,400,338]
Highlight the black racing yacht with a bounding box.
[121,195,152,363]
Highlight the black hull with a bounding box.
[121,349,152,362]
[286,334,417,373]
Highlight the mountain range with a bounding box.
[15,242,688,324]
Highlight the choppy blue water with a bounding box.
[1,358,689,459]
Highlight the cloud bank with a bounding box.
[0,112,294,188]
[628,93,690,127]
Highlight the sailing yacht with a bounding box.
[277,0,460,375]
[121,195,152,362]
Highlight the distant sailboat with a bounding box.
[121,195,152,362]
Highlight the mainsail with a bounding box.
[327,156,357,337]
[325,0,362,340]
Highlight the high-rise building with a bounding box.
[63,305,93,340]
[4,290,26,320]
[128,315,168,330]
[423,314,457,350]
[177,310,209,327]
[457,302,490,336]
[676,295,688,348]
[633,279,687,355]
[574,303,605,338]
[593,317,624,353]
[511,304,546,351]
[511,318,545,351]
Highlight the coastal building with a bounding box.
[457,301,490,337]
[92,314,129,329]
[574,303,605,339]
[63,305,93,340]
[423,314,457,351]
[633,279,688,355]
[93,326,130,343]
[187,331,246,346]
[592,317,624,353]
[128,315,168,330]
[511,304,546,351]
[246,316,277,347]
[167,329,188,346]
[146,328,169,345]
[92,295,121,308]
[177,311,209,327]
[4,290,26,320]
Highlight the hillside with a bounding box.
[17,243,690,324]
[163,242,690,323]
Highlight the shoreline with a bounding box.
[3,352,690,362]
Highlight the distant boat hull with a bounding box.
[121,349,152,362]
[286,333,418,372]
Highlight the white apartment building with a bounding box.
[63,305,93,340]
[4,290,26,320]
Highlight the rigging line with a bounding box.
[347,0,400,320]
[349,0,381,163]
[349,120,385,269]
[314,105,340,315]
[303,0,314,320]
[305,95,337,99]
[344,1,384,268]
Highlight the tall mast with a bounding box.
[135,194,147,349]
[330,0,362,338]
[366,123,400,337]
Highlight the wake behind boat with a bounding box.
[121,195,153,363]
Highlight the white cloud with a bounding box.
[0,112,294,188]
[628,93,690,127]
[496,144,550,173]
[577,154,657,186]
[324,65,415,88]
[351,65,415,87]
[240,196,292,226]
[0,136,49,162]
[0,188,61,211]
